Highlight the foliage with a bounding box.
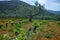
[44,32,51,38]
[3,34,10,40]
[14,28,27,40]
[0,19,60,40]
[57,22,60,28]
[0,34,3,40]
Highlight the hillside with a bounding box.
[47,10,60,14]
[0,1,34,18]
[0,1,31,10]
[0,1,60,20]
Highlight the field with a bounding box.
[0,18,60,40]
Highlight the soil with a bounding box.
[0,20,60,40]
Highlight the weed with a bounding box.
[3,34,9,40]
[0,24,3,29]
[0,34,3,40]
[44,32,51,38]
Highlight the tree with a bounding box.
[28,1,41,22]
[35,1,39,7]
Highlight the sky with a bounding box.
[21,0,60,11]
[45,0,60,11]
[0,0,60,11]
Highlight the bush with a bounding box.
[3,34,9,40]
[0,24,3,29]
[57,22,60,28]
[0,34,3,40]
[44,32,51,38]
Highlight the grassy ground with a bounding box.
[0,18,60,40]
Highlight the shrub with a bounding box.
[0,34,3,40]
[15,28,27,40]
[57,22,60,25]
[44,32,51,38]
[0,24,3,29]
[3,34,10,40]
[57,22,60,28]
